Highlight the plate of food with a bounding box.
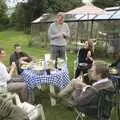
[21,63,31,69]
[109,68,118,75]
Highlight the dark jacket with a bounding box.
[78,48,89,63]
[10,52,32,74]
[77,48,93,67]
[0,97,29,120]
[74,78,114,114]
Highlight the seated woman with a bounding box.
[75,40,93,84]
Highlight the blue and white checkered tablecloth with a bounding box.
[21,66,70,90]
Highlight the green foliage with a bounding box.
[0,30,119,120]
[47,0,82,12]
[92,0,120,8]
[10,0,82,30]
[94,44,106,58]
[0,0,9,30]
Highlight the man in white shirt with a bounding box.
[0,48,27,101]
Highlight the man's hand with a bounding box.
[63,32,67,38]
[11,62,16,70]
[55,32,63,39]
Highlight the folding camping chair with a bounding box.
[74,90,114,120]
[109,75,120,120]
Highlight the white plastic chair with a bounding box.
[0,84,45,120]
[9,93,45,120]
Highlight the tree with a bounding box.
[47,0,82,12]
[10,3,26,29]
[0,0,9,29]
[92,0,120,8]
[11,0,82,30]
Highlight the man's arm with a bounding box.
[48,23,60,40]
[110,59,120,67]
[76,87,98,106]
[9,53,17,65]
[63,23,70,39]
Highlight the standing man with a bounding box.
[48,12,70,60]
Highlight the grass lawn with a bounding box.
[0,30,119,120]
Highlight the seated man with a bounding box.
[0,96,29,120]
[51,60,115,115]
[0,48,28,102]
[10,44,32,75]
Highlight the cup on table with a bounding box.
[11,62,16,69]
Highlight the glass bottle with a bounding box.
[55,57,57,69]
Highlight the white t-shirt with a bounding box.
[0,62,11,91]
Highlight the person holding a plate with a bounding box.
[75,40,94,84]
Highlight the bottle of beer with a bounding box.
[55,57,57,69]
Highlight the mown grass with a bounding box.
[0,30,76,120]
[0,30,119,120]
